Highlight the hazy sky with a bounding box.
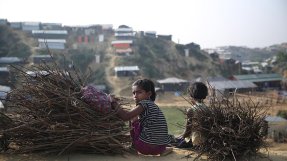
[1,0,287,48]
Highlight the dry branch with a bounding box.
[184,90,269,161]
[1,59,130,155]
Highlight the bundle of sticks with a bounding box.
[185,93,268,160]
[1,61,130,155]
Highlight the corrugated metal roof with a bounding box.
[195,76,228,82]
[145,31,157,35]
[111,40,133,44]
[115,33,134,37]
[114,66,139,72]
[233,73,282,82]
[38,39,66,43]
[157,77,189,84]
[208,80,257,90]
[0,85,11,100]
[265,116,287,122]
[115,48,132,53]
[0,85,11,92]
[22,22,40,26]
[0,67,9,72]
[115,28,133,32]
[0,57,22,63]
[41,22,62,26]
[31,55,52,58]
[32,30,68,34]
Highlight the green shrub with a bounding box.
[70,53,95,72]
[277,110,287,119]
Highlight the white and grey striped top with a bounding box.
[138,99,171,145]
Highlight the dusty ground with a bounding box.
[0,91,286,161]
[0,147,286,161]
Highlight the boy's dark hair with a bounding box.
[188,82,208,100]
[132,78,156,101]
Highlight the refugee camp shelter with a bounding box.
[38,39,66,49]
[114,26,134,40]
[114,66,139,77]
[157,77,190,92]
[32,30,68,39]
[22,22,40,31]
[0,57,24,66]
[111,40,133,49]
[111,39,133,56]
[208,80,257,97]
[265,116,287,139]
[232,73,283,90]
[31,55,53,64]
[0,85,11,100]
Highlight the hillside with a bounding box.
[218,46,276,62]
[84,36,223,95]
[109,37,221,78]
[214,44,287,62]
[1,26,286,95]
[58,30,224,95]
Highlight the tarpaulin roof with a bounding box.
[157,77,189,84]
[233,73,282,82]
[265,116,287,122]
[208,80,257,90]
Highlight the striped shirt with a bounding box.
[137,99,171,145]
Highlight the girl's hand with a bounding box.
[111,101,120,109]
[131,116,138,123]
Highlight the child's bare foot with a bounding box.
[160,147,173,156]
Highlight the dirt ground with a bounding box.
[0,92,286,161]
[0,147,286,161]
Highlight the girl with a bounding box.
[112,78,172,155]
[176,82,208,148]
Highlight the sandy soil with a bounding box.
[0,147,286,161]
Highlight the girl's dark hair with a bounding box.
[132,78,156,101]
[188,82,208,100]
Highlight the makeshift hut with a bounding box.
[31,55,53,64]
[114,66,139,77]
[208,80,257,97]
[0,85,11,100]
[157,77,190,92]
[265,116,287,140]
[232,73,283,90]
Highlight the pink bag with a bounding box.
[81,85,112,114]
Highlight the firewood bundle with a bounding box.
[186,94,268,160]
[2,62,130,155]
